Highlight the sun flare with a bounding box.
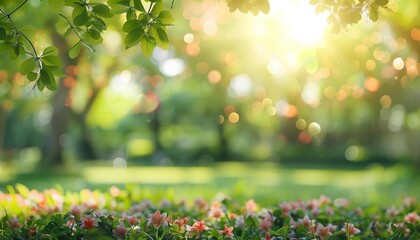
[268,0,328,47]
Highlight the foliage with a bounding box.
[1,184,420,239]
[0,0,392,90]
[309,0,393,33]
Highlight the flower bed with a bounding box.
[0,184,419,239]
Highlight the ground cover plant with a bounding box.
[1,184,419,239]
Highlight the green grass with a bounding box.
[1,161,419,206]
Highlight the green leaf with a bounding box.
[107,0,130,7]
[69,42,82,59]
[0,42,11,52]
[256,0,270,14]
[0,27,6,40]
[42,46,59,56]
[48,0,64,12]
[141,36,156,57]
[93,18,107,32]
[88,29,102,40]
[37,80,45,91]
[9,43,20,60]
[27,72,38,82]
[245,215,258,227]
[133,0,146,12]
[107,0,130,14]
[15,184,30,199]
[19,58,36,75]
[375,0,389,6]
[73,6,89,26]
[157,11,174,25]
[125,29,145,48]
[93,4,114,18]
[156,27,169,49]
[126,8,137,21]
[151,1,164,16]
[40,68,57,91]
[369,6,379,21]
[42,55,63,67]
[122,20,142,33]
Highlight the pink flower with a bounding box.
[404,212,420,223]
[246,199,257,213]
[315,223,333,240]
[147,210,168,228]
[9,217,21,228]
[194,198,209,211]
[174,217,188,232]
[298,215,312,228]
[334,198,350,208]
[279,202,292,213]
[70,205,83,217]
[113,223,129,240]
[259,217,272,232]
[80,215,98,230]
[386,206,399,217]
[218,224,234,237]
[319,195,332,205]
[403,197,416,208]
[341,222,361,236]
[186,220,210,237]
[124,215,140,226]
[209,205,224,220]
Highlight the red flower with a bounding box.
[80,215,98,230]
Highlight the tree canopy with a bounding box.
[0,0,393,91]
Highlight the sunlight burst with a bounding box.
[269,0,328,47]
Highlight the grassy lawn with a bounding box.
[1,161,419,206]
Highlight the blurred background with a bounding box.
[0,0,419,204]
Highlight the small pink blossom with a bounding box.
[315,223,333,240]
[186,220,210,237]
[246,199,258,213]
[404,212,419,223]
[319,195,332,205]
[259,217,272,232]
[80,215,98,230]
[208,205,224,220]
[147,210,168,228]
[386,206,399,217]
[298,215,312,228]
[113,223,129,240]
[218,224,234,237]
[124,215,140,226]
[194,198,209,211]
[403,197,416,208]
[174,217,188,232]
[70,205,83,217]
[388,222,411,236]
[334,198,351,208]
[279,202,291,213]
[341,222,361,236]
